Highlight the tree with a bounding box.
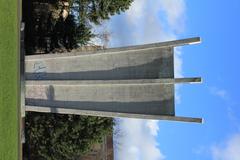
[22,1,133,158]
[24,112,113,160]
[75,22,95,46]
[22,0,133,53]
[73,0,133,25]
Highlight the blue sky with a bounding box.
[160,1,240,160]
[96,0,240,159]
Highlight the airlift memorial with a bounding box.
[23,37,203,123]
[1,1,204,159]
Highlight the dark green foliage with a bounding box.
[24,112,113,160]
[22,0,133,53]
[50,14,93,52]
[22,0,94,54]
[22,0,133,158]
[75,23,95,46]
[73,0,133,24]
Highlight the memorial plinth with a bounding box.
[24,37,203,123]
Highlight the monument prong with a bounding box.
[24,37,201,62]
[25,77,202,86]
[25,105,203,123]
[174,77,202,84]
[105,37,201,52]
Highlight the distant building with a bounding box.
[79,134,113,160]
[75,45,104,52]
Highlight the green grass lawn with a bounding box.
[0,0,20,159]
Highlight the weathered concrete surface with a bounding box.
[25,77,202,85]
[25,105,202,123]
[25,37,201,58]
[25,82,175,116]
[25,47,174,80]
[24,37,203,123]
[25,44,175,117]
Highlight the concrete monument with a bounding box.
[23,37,203,123]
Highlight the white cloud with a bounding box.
[174,47,183,78]
[209,87,240,131]
[211,134,240,160]
[210,87,229,100]
[114,118,165,160]
[174,47,183,104]
[146,120,160,136]
[193,145,209,155]
[108,0,185,47]
[158,0,186,33]
[104,0,187,160]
